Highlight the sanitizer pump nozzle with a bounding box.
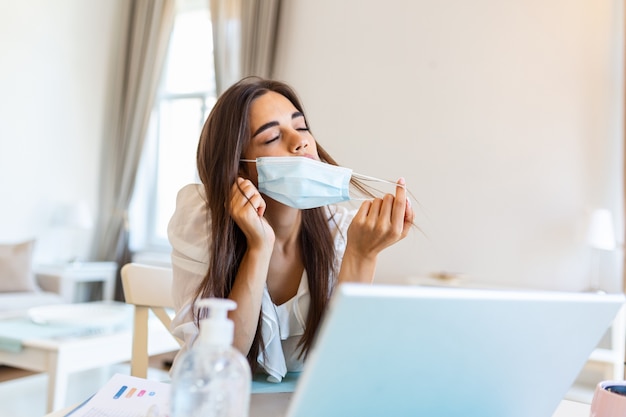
[196,298,236,347]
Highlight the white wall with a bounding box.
[0,0,123,263]
[273,0,624,291]
[0,0,623,292]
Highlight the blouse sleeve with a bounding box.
[167,183,211,354]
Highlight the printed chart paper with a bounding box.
[66,373,170,417]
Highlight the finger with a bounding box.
[235,178,261,204]
[378,194,394,223]
[256,194,267,216]
[354,200,372,223]
[391,177,407,227]
[404,196,414,224]
[367,198,383,225]
[236,177,256,198]
[232,178,265,216]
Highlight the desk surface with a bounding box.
[45,396,591,417]
[553,399,591,416]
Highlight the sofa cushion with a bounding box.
[0,239,39,292]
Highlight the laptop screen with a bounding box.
[286,283,624,417]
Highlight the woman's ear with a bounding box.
[238,161,249,178]
[239,161,259,187]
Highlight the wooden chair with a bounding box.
[121,262,183,378]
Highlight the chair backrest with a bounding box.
[121,262,182,378]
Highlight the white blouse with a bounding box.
[167,183,355,382]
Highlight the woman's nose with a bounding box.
[289,131,308,153]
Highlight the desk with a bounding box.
[0,310,179,413]
[45,396,591,417]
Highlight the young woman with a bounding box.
[168,77,415,381]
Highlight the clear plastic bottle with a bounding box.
[170,298,251,417]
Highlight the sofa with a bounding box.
[0,240,64,319]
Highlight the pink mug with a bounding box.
[590,381,626,417]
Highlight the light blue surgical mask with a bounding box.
[240,156,402,209]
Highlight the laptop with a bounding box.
[280,283,624,417]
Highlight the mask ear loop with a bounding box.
[349,172,410,205]
[352,172,407,189]
[239,159,255,177]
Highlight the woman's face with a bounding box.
[241,91,319,185]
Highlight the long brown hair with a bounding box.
[193,77,348,370]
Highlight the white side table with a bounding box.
[35,262,118,302]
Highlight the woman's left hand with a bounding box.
[346,177,414,261]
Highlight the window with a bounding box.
[129,1,215,253]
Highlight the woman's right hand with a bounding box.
[228,177,275,250]
[227,177,275,356]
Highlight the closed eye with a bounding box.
[265,127,308,144]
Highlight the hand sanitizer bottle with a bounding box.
[170,298,251,417]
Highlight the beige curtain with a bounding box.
[210,0,282,94]
[92,0,175,299]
